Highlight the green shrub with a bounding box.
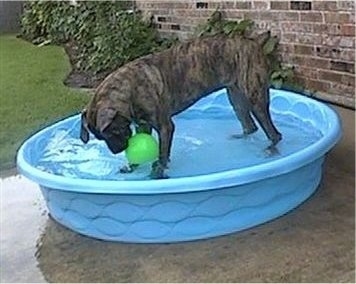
[20,1,176,74]
[20,1,74,44]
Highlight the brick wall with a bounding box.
[136,0,355,108]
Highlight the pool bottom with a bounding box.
[35,110,322,182]
[41,157,323,243]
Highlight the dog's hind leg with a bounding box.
[250,88,282,155]
[227,85,258,139]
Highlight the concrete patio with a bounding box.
[1,104,354,283]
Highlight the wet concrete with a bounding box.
[1,105,355,283]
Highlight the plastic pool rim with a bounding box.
[17,89,341,195]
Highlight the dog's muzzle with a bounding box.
[105,140,128,154]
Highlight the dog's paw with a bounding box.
[119,164,138,174]
[264,145,280,156]
[150,161,169,179]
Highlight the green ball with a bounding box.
[125,133,159,164]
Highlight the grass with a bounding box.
[0,35,90,171]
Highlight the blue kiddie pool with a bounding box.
[17,89,341,243]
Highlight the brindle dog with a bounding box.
[80,31,282,179]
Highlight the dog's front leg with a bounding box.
[151,119,175,179]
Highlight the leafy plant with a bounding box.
[196,10,254,37]
[20,1,74,44]
[20,1,176,74]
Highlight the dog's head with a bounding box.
[80,106,132,154]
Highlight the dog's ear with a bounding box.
[96,107,117,133]
[80,110,89,143]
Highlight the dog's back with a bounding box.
[91,33,270,119]
[139,33,270,114]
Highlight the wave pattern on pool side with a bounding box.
[40,157,323,242]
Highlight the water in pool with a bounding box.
[36,107,322,180]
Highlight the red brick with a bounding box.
[309,57,331,69]
[209,1,234,10]
[337,1,355,11]
[330,60,355,73]
[295,33,323,45]
[305,79,331,93]
[171,2,192,9]
[172,9,194,17]
[271,1,289,10]
[225,10,244,19]
[315,46,355,62]
[294,44,314,55]
[338,36,355,48]
[173,9,211,18]
[288,54,304,65]
[279,11,299,21]
[281,33,297,43]
[339,49,356,62]
[318,70,344,82]
[325,12,354,24]
[341,25,356,36]
[235,1,252,10]
[312,1,337,11]
[145,9,170,16]
[281,22,313,33]
[259,11,276,21]
[295,66,318,78]
[171,16,202,25]
[242,11,260,20]
[294,75,307,86]
[179,24,195,32]
[300,12,323,22]
[330,83,355,96]
[322,35,355,48]
[198,10,217,17]
[293,55,330,69]
[341,74,356,87]
[279,43,295,53]
[148,2,184,9]
[313,23,343,35]
[252,1,269,10]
